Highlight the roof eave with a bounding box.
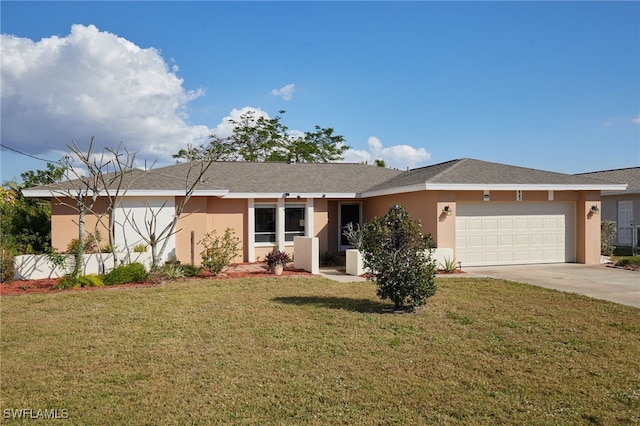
[601,190,640,196]
[362,183,628,197]
[221,192,359,199]
[23,189,230,198]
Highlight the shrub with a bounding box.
[80,274,104,287]
[601,220,616,256]
[346,205,437,310]
[320,251,344,267]
[615,256,640,267]
[148,263,185,282]
[199,228,240,275]
[103,262,148,286]
[1,241,16,283]
[53,274,103,290]
[100,244,113,254]
[133,243,148,253]
[53,274,81,290]
[180,264,200,277]
[438,256,458,273]
[66,230,103,254]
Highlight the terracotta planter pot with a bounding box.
[272,264,284,275]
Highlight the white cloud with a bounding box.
[632,116,640,124]
[344,136,430,170]
[210,106,271,138]
[1,24,209,162]
[271,84,295,101]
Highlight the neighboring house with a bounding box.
[576,167,640,248]
[23,158,626,267]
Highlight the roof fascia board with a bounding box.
[22,189,229,198]
[362,183,628,197]
[221,192,358,199]
[601,190,640,196]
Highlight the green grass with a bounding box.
[1,277,639,425]
[612,255,640,268]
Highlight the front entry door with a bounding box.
[617,200,633,246]
[339,203,361,251]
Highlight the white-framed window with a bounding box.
[249,199,313,261]
[255,204,276,243]
[285,204,305,242]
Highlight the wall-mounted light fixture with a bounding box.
[590,205,599,214]
[443,205,452,216]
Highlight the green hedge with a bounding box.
[103,263,148,286]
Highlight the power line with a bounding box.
[0,143,61,164]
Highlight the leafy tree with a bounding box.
[0,163,67,255]
[20,163,67,188]
[373,158,386,168]
[345,205,437,310]
[173,110,350,163]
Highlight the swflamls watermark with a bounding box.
[3,408,68,420]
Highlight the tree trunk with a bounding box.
[74,202,86,277]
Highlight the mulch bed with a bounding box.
[1,266,467,297]
[0,267,314,296]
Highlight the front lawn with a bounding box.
[1,277,638,424]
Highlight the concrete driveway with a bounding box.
[464,263,639,308]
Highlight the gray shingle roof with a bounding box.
[24,158,624,198]
[149,161,405,194]
[576,167,640,192]
[368,158,614,191]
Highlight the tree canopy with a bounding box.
[173,110,350,163]
[0,162,67,256]
[345,205,437,310]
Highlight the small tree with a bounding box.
[125,160,215,268]
[601,220,617,256]
[52,138,148,275]
[199,228,241,275]
[346,205,436,310]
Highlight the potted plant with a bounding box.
[265,250,292,276]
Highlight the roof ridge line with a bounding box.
[575,166,640,175]
[425,158,466,182]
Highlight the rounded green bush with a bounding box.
[180,264,200,277]
[103,262,148,286]
[78,274,104,287]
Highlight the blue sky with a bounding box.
[1,1,638,183]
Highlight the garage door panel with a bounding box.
[456,202,575,266]
[515,219,528,229]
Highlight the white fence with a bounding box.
[13,252,154,280]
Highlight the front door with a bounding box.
[339,203,361,251]
[617,200,633,246]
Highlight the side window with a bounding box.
[255,205,276,243]
[285,206,305,242]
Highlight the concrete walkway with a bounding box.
[464,263,639,308]
[318,267,367,283]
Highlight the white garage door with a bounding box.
[456,202,575,266]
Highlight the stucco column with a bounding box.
[247,199,255,262]
[305,198,314,237]
[576,191,601,264]
[277,197,286,250]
